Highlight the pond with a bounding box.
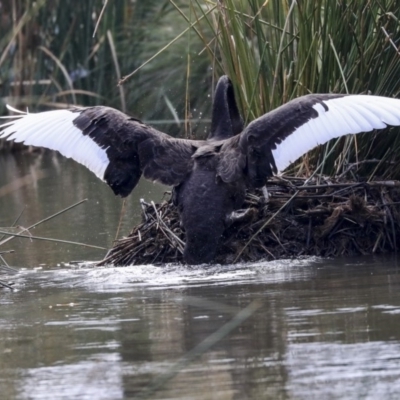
[1,152,400,399]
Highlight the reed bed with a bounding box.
[98,174,400,266]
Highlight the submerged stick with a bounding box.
[0,207,26,242]
[0,280,14,290]
[0,250,15,255]
[0,263,19,274]
[0,199,88,247]
[0,253,11,268]
[0,230,106,250]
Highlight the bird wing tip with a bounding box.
[5,104,28,114]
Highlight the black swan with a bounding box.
[2,76,400,264]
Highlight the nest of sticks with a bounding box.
[98,175,400,266]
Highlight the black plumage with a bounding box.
[2,76,400,264]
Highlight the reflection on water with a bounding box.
[1,257,400,399]
[2,153,400,399]
[0,152,168,266]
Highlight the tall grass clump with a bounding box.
[185,0,400,178]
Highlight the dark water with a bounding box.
[1,153,400,399]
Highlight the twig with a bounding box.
[0,253,11,268]
[234,190,299,262]
[381,26,400,56]
[0,199,88,247]
[0,207,25,242]
[373,231,382,253]
[0,264,19,274]
[337,159,389,178]
[150,201,185,252]
[114,198,127,242]
[0,230,107,250]
[93,0,108,37]
[0,280,14,290]
[0,250,15,255]
[118,5,216,86]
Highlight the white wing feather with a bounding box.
[3,95,400,182]
[271,95,400,172]
[0,108,109,180]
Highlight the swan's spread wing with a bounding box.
[0,106,199,196]
[0,108,110,179]
[239,94,400,186]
